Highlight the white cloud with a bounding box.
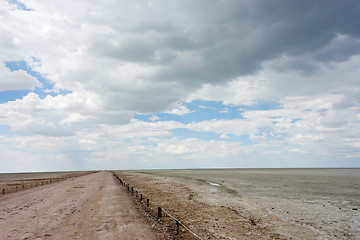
[220,133,229,138]
[2,0,360,114]
[0,64,41,91]
[1,0,360,171]
[0,91,133,136]
[157,142,193,155]
[166,105,194,116]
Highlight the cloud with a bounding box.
[220,133,230,139]
[166,105,194,116]
[1,0,360,171]
[2,0,360,114]
[0,92,133,136]
[0,64,41,91]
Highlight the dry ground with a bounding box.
[0,171,165,240]
[115,172,319,240]
[0,171,94,195]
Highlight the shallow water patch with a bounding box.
[208,182,221,187]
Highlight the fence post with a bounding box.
[140,194,143,202]
[175,220,180,235]
[131,186,134,193]
[147,198,149,208]
[158,207,162,219]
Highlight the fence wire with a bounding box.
[112,172,204,240]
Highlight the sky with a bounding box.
[0,0,360,172]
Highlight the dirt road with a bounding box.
[0,171,162,240]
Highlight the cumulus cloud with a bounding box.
[2,0,360,113]
[1,0,360,170]
[0,92,133,136]
[220,134,230,138]
[0,64,41,91]
[166,105,194,116]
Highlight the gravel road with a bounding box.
[0,171,161,240]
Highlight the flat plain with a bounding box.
[115,168,360,240]
[1,169,359,239]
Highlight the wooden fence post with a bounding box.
[175,220,180,235]
[158,207,162,219]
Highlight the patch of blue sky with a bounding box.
[134,100,243,124]
[8,0,32,11]
[134,99,284,124]
[0,125,12,135]
[171,128,253,145]
[0,89,30,103]
[291,118,302,123]
[1,60,71,103]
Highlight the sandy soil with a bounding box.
[0,171,165,240]
[0,171,95,195]
[115,172,325,240]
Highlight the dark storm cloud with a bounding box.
[161,0,360,84]
[91,0,360,86]
[80,0,360,114]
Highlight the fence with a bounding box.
[1,172,96,195]
[112,172,203,240]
